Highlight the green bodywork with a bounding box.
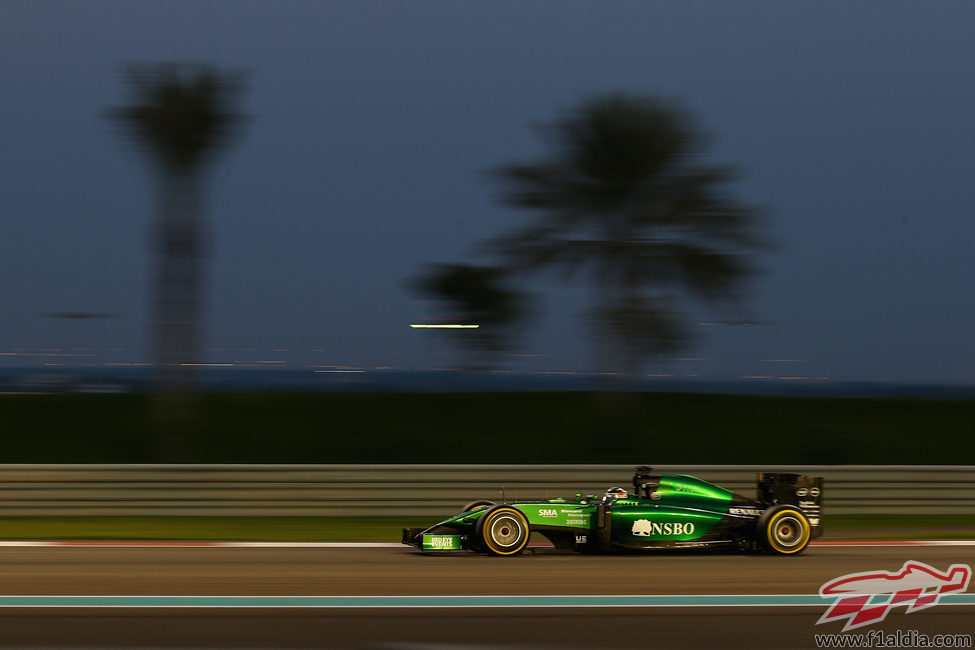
[612,474,733,542]
[442,500,596,529]
[427,474,739,547]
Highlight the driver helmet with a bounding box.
[603,486,628,502]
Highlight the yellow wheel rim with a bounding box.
[482,507,529,555]
[766,509,810,554]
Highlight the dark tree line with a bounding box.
[415,94,765,373]
[109,63,247,457]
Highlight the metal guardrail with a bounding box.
[0,465,970,516]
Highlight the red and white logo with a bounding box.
[817,561,971,631]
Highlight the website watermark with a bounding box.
[814,629,972,648]
[814,561,972,648]
[817,561,971,631]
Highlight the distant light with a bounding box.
[0,352,95,357]
[311,365,364,372]
[777,376,830,381]
[410,324,480,329]
[178,363,234,367]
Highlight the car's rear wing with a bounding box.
[757,473,823,538]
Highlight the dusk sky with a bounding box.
[3,1,974,384]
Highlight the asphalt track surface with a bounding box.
[0,545,972,649]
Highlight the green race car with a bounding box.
[402,466,823,556]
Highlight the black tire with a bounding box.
[475,505,531,556]
[463,500,495,512]
[758,505,812,555]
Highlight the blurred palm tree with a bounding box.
[412,264,529,370]
[489,94,765,373]
[109,63,246,392]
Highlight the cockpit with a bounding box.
[601,486,629,503]
[600,467,664,504]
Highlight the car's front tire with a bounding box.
[759,506,812,555]
[475,505,530,556]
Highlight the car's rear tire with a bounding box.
[759,506,811,555]
[475,505,530,556]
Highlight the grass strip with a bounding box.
[825,514,975,539]
[0,517,414,542]
[0,515,969,541]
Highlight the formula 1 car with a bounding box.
[402,466,823,556]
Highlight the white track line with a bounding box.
[0,541,402,548]
[0,594,971,608]
[0,540,973,548]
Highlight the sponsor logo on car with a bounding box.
[538,509,558,517]
[632,519,696,537]
[575,535,587,544]
[817,561,972,631]
[422,535,462,550]
[729,507,762,516]
[798,499,821,526]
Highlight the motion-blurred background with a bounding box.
[1,7,974,650]
[1,2,973,466]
